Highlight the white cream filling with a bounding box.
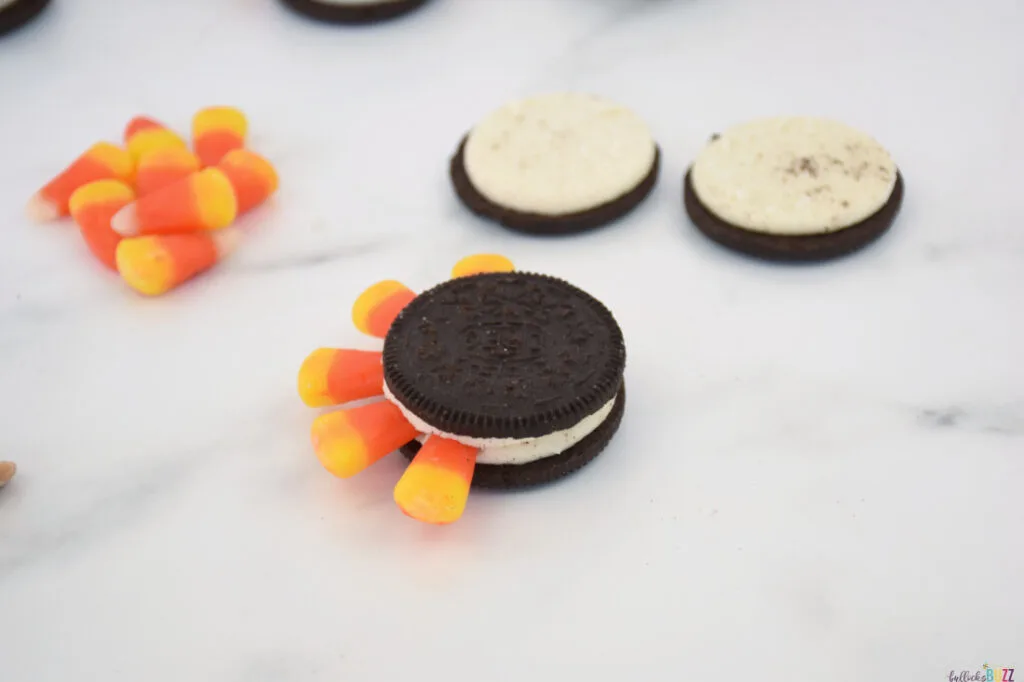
[691,116,898,235]
[384,381,616,466]
[463,92,657,215]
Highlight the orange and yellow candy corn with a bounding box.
[394,436,477,525]
[217,149,278,215]
[123,116,187,164]
[27,143,134,222]
[111,167,237,237]
[451,253,515,278]
[135,147,200,197]
[68,180,136,271]
[351,281,416,338]
[115,229,240,296]
[310,401,417,479]
[192,106,247,167]
[298,349,384,408]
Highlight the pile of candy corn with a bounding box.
[26,107,279,297]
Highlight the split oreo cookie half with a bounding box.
[684,117,904,262]
[278,0,431,25]
[383,271,627,489]
[0,0,51,38]
[450,93,660,236]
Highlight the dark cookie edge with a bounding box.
[450,134,660,236]
[0,0,51,38]
[382,271,626,439]
[683,167,905,262]
[399,383,626,490]
[278,0,431,25]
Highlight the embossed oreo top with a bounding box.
[382,272,625,439]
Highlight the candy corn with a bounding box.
[451,253,515,278]
[68,180,136,271]
[192,106,248,167]
[27,143,134,222]
[135,147,201,197]
[217,149,278,215]
[111,167,237,237]
[123,116,187,164]
[298,349,384,408]
[351,281,416,338]
[310,401,418,479]
[0,461,16,489]
[115,229,240,296]
[394,436,477,525]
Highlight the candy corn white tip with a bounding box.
[212,228,243,257]
[110,203,140,237]
[25,194,60,223]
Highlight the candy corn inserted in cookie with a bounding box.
[394,436,477,525]
[111,168,237,237]
[27,143,134,222]
[296,254,628,525]
[351,281,416,338]
[135,147,201,197]
[298,349,385,408]
[450,253,515,278]
[310,401,418,479]
[68,180,136,271]
[123,116,187,164]
[192,106,248,167]
[216,149,278,215]
[115,228,240,296]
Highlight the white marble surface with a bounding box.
[1,0,1022,679]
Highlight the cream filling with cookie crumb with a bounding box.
[383,381,617,466]
[691,116,898,235]
[463,92,657,215]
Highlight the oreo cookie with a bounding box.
[0,0,51,38]
[297,255,628,523]
[450,93,660,235]
[278,0,431,25]
[684,116,904,262]
[384,270,626,488]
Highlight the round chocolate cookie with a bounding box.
[0,0,51,38]
[383,271,626,488]
[278,0,430,25]
[401,384,626,490]
[450,93,660,235]
[684,117,905,262]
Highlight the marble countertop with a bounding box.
[1,0,1021,679]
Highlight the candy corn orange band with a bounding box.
[193,107,248,167]
[351,280,416,338]
[450,254,515,278]
[297,348,385,408]
[217,149,278,215]
[135,147,201,197]
[69,180,136,271]
[112,167,238,236]
[394,436,478,525]
[124,117,187,164]
[115,233,221,296]
[28,143,134,221]
[310,401,418,479]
